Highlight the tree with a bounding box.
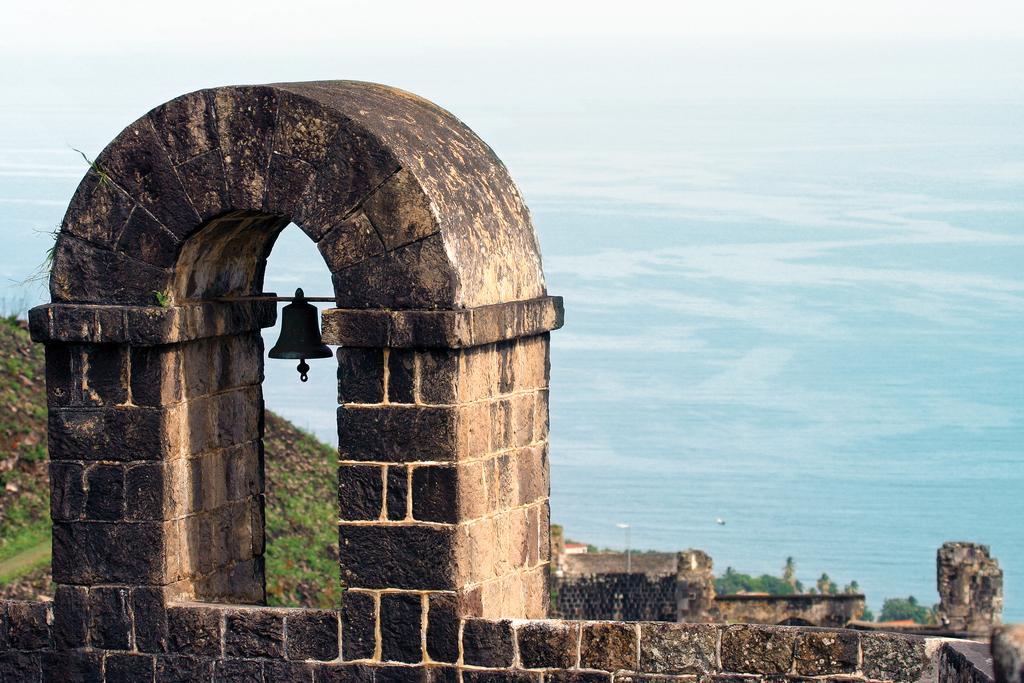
[843,580,860,594]
[817,573,838,595]
[783,557,797,588]
[860,606,875,622]
[879,596,934,624]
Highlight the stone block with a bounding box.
[129,344,183,406]
[361,168,440,251]
[462,671,540,683]
[341,591,376,661]
[88,586,131,650]
[490,399,512,452]
[861,632,928,682]
[411,465,458,523]
[286,610,339,661]
[84,463,125,521]
[40,649,101,683]
[720,625,794,675]
[337,405,459,462]
[225,608,285,659]
[165,605,222,656]
[544,673,611,683]
[4,601,51,651]
[265,154,317,223]
[386,466,408,521]
[337,347,384,404]
[273,93,340,165]
[155,654,214,682]
[52,520,169,584]
[48,406,175,462]
[418,349,459,405]
[534,389,549,442]
[317,211,385,272]
[510,393,535,448]
[793,629,858,675]
[581,622,638,672]
[339,524,457,591]
[461,618,514,668]
[95,118,200,239]
[225,443,261,502]
[338,464,384,521]
[61,169,135,249]
[212,86,279,209]
[132,586,168,653]
[50,235,170,306]
[517,445,549,507]
[52,586,89,650]
[50,461,86,521]
[380,593,422,664]
[386,349,416,404]
[176,150,230,221]
[106,653,155,680]
[148,90,218,165]
[215,658,263,682]
[265,660,315,682]
[331,235,457,309]
[639,623,718,675]
[518,621,578,670]
[296,116,400,244]
[117,208,181,268]
[426,594,459,664]
[459,345,495,402]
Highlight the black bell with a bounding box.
[268,288,333,382]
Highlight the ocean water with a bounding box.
[1,94,1021,620]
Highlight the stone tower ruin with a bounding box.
[936,541,1003,634]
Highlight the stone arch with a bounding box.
[50,81,546,308]
[31,82,563,645]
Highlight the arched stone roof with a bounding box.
[51,81,546,309]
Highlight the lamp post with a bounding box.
[616,523,631,573]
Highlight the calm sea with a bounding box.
[1,95,1021,620]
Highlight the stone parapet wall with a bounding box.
[0,599,986,682]
[714,594,866,629]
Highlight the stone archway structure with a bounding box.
[30,80,562,661]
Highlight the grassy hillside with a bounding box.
[0,317,338,607]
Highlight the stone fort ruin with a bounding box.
[0,81,1008,681]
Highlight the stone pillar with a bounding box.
[676,549,716,622]
[993,625,1024,683]
[31,301,276,650]
[937,541,1003,633]
[323,297,561,662]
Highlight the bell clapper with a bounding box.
[297,359,310,382]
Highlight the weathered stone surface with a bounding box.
[265,660,315,682]
[155,654,215,682]
[337,405,458,462]
[337,347,384,404]
[132,586,168,653]
[639,623,718,675]
[411,465,458,523]
[50,235,170,306]
[52,521,167,584]
[40,649,101,683]
[286,610,339,661]
[4,602,51,651]
[793,629,858,675]
[861,632,928,681]
[581,622,638,672]
[426,594,459,664]
[48,406,173,462]
[386,349,416,403]
[332,235,456,310]
[214,658,263,682]
[148,90,219,165]
[338,464,384,521]
[992,625,1024,683]
[166,605,222,656]
[60,170,135,250]
[361,168,439,251]
[317,212,384,273]
[224,609,285,658]
[339,525,456,591]
[518,621,578,670]
[462,671,540,683]
[106,653,155,680]
[341,591,376,661]
[720,625,795,675]
[386,466,408,521]
[49,461,85,521]
[212,86,279,210]
[380,593,422,664]
[84,463,124,520]
[88,586,131,650]
[544,673,612,683]
[462,619,515,668]
[52,586,88,650]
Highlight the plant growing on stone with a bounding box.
[152,290,172,307]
